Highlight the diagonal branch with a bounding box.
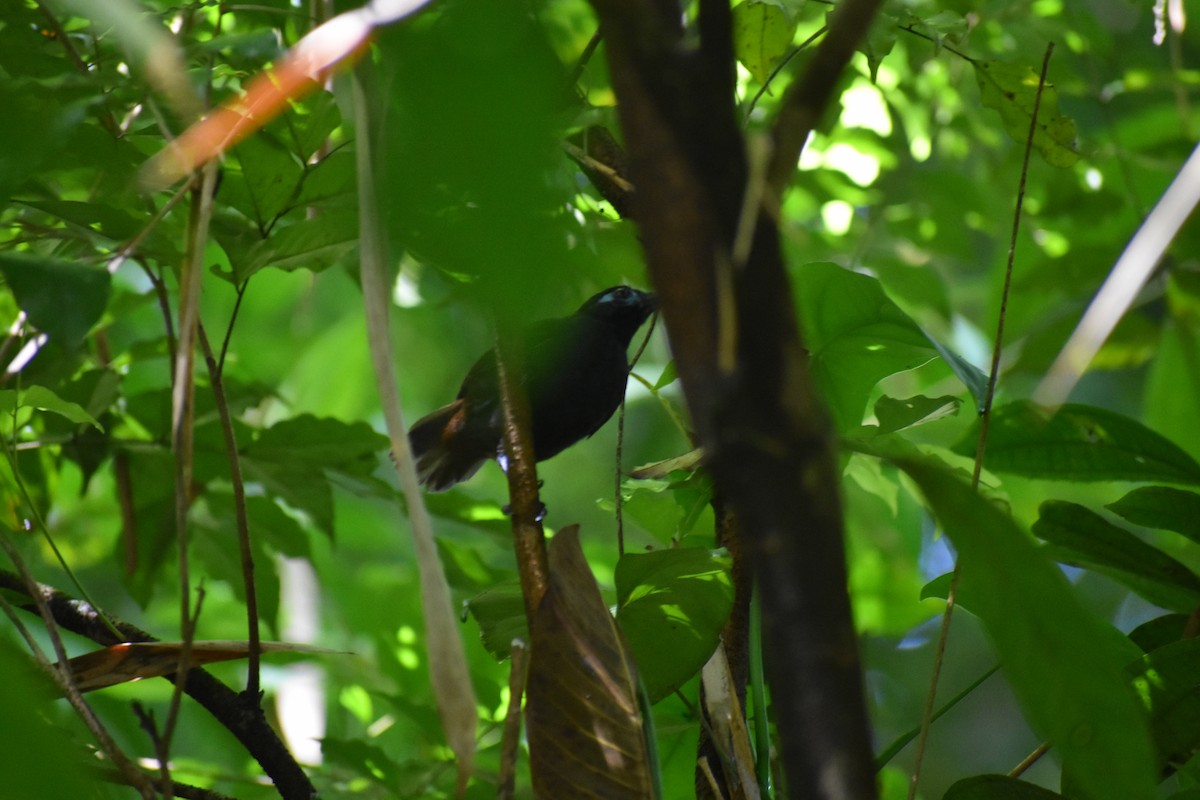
[767,0,884,196]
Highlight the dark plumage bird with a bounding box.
[408,286,658,491]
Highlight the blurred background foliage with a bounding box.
[0,0,1199,797]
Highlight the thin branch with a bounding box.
[615,311,659,557]
[162,158,221,783]
[744,26,827,123]
[496,640,529,800]
[1008,740,1052,778]
[218,282,249,380]
[566,30,604,91]
[906,42,1056,800]
[495,327,550,615]
[198,323,261,700]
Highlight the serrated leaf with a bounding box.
[954,401,1200,484]
[973,60,1080,168]
[615,547,733,702]
[0,253,111,348]
[1108,486,1200,546]
[733,0,797,83]
[878,442,1157,800]
[526,526,654,798]
[1032,501,1200,613]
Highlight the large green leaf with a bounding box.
[0,253,111,348]
[615,547,733,703]
[1033,501,1200,613]
[526,527,655,799]
[794,262,939,431]
[954,401,1200,484]
[876,442,1157,800]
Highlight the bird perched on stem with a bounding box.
[408,286,658,491]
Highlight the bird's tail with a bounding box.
[407,400,490,491]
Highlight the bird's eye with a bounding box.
[612,287,631,300]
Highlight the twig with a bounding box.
[161,158,220,790]
[496,639,529,800]
[218,282,249,380]
[615,311,659,557]
[744,26,827,123]
[566,30,604,91]
[198,323,261,699]
[906,41,1056,800]
[1008,740,1052,778]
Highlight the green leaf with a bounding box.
[944,774,1064,799]
[247,415,388,472]
[794,262,939,431]
[1127,638,1200,767]
[732,0,797,83]
[465,581,528,660]
[615,548,733,703]
[883,445,1157,800]
[0,253,111,348]
[972,60,1080,168]
[1128,614,1190,654]
[227,133,305,226]
[873,394,959,433]
[1108,486,1200,546]
[234,209,359,282]
[16,385,104,431]
[924,333,989,410]
[954,401,1200,484]
[1032,501,1200,613]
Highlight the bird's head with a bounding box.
[577,286,658,345]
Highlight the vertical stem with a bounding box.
[907,42,1056,800]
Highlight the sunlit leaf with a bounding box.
[732,0,797,83]
[0,385,103,431]
[794,262,939,431]
[972,60,1080,168]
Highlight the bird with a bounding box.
[407,286,658,491]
